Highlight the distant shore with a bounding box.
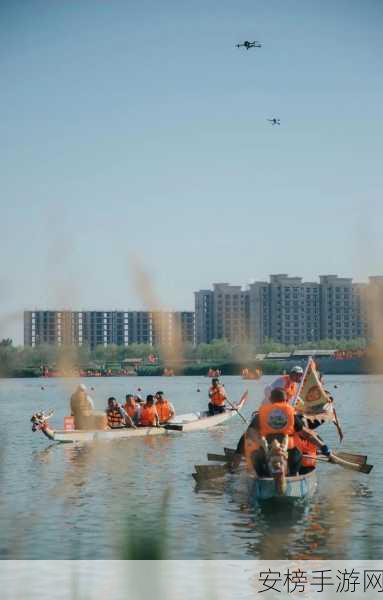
[1,358,379,378]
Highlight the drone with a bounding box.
[236,41,262,50]
[267,118,281,126]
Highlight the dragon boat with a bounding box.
[31,391,248,444]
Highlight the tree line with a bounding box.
[0,337,368,377]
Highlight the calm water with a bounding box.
[0,375,381,560]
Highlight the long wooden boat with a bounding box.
[32,391,248,444]
[247,468,317,502]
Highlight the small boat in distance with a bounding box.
[241,368,262,380]
[207,368,221,378]
[31,391,248,444]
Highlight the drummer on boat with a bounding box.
[155,391,175,424]
[208,377,227,415]
[232,388,332,476]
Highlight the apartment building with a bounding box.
[195,284,249,344]
[194,290,214,344]
[196,274,373,346]
[24,310,195,349]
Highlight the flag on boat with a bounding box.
[293,357,343,440]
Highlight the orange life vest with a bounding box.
[259,402,296,449]
[209,385,226,407]
[294,433,317,467]
[156,400,171,423]
[107,408,124,428]
[139,405,157,427]
[282,375,298,402]
[124,401,136,419]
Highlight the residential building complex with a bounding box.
[23,274,383,349]
[196,274,379,345]
[24,310,195,349]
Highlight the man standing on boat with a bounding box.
[262,365,304,405]
[155,391,175,424]
[232,388,332,475]
[208,377,227,415]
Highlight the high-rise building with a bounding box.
[196,274,373,347]
[194,290,214,344]
[268,275,320,345]
[212,283,249,344]
[24,310,195,349]
[319,275,354,340]
[24,311,75,347]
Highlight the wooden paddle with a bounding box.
[223,446,367,465]
[208,451,368,467]
[303,454,373,474]
[335,451,367,465]
[207,453,230,462]
[193,463,230,482]
[163,423,183,431]
[224,391,249,426]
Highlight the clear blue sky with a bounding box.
[1,0,383,343]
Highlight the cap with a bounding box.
[78,384,87,391]
[156,391,164,396]
[290,366,304,375]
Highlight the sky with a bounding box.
[1,0,383,343]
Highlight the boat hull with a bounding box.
[248,469,317,502]
[38,391,248,443]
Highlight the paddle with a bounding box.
[225,391,249,426]
[193,463,230,482]
[163,423,183,431]
[302,454,373,474]
[335,451,367,465]
[207,453,230,462]
[209,450,368,466]
[223,446,367,465]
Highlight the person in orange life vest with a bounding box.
[124,394,141,425]
[208,378,227,415]
[105,397,135,429]
[139,395,160,427]
[232,388,332,476]
[155,391,175,424]
[262,365,304,406]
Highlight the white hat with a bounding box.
[77,384,87,391]
[290,365,304,375]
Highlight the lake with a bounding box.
[0,375,381,560]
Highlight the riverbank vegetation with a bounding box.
[0,337,369,377]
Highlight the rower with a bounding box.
[262,365,304,405]
[105,397,136,429]
[155,391,175,424]
[208,377,227,415]
[124,394,140,425]
[232,388,332,476]
[139,394,160,427]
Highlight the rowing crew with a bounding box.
[106,392,175,429]
[232,387,332,477]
